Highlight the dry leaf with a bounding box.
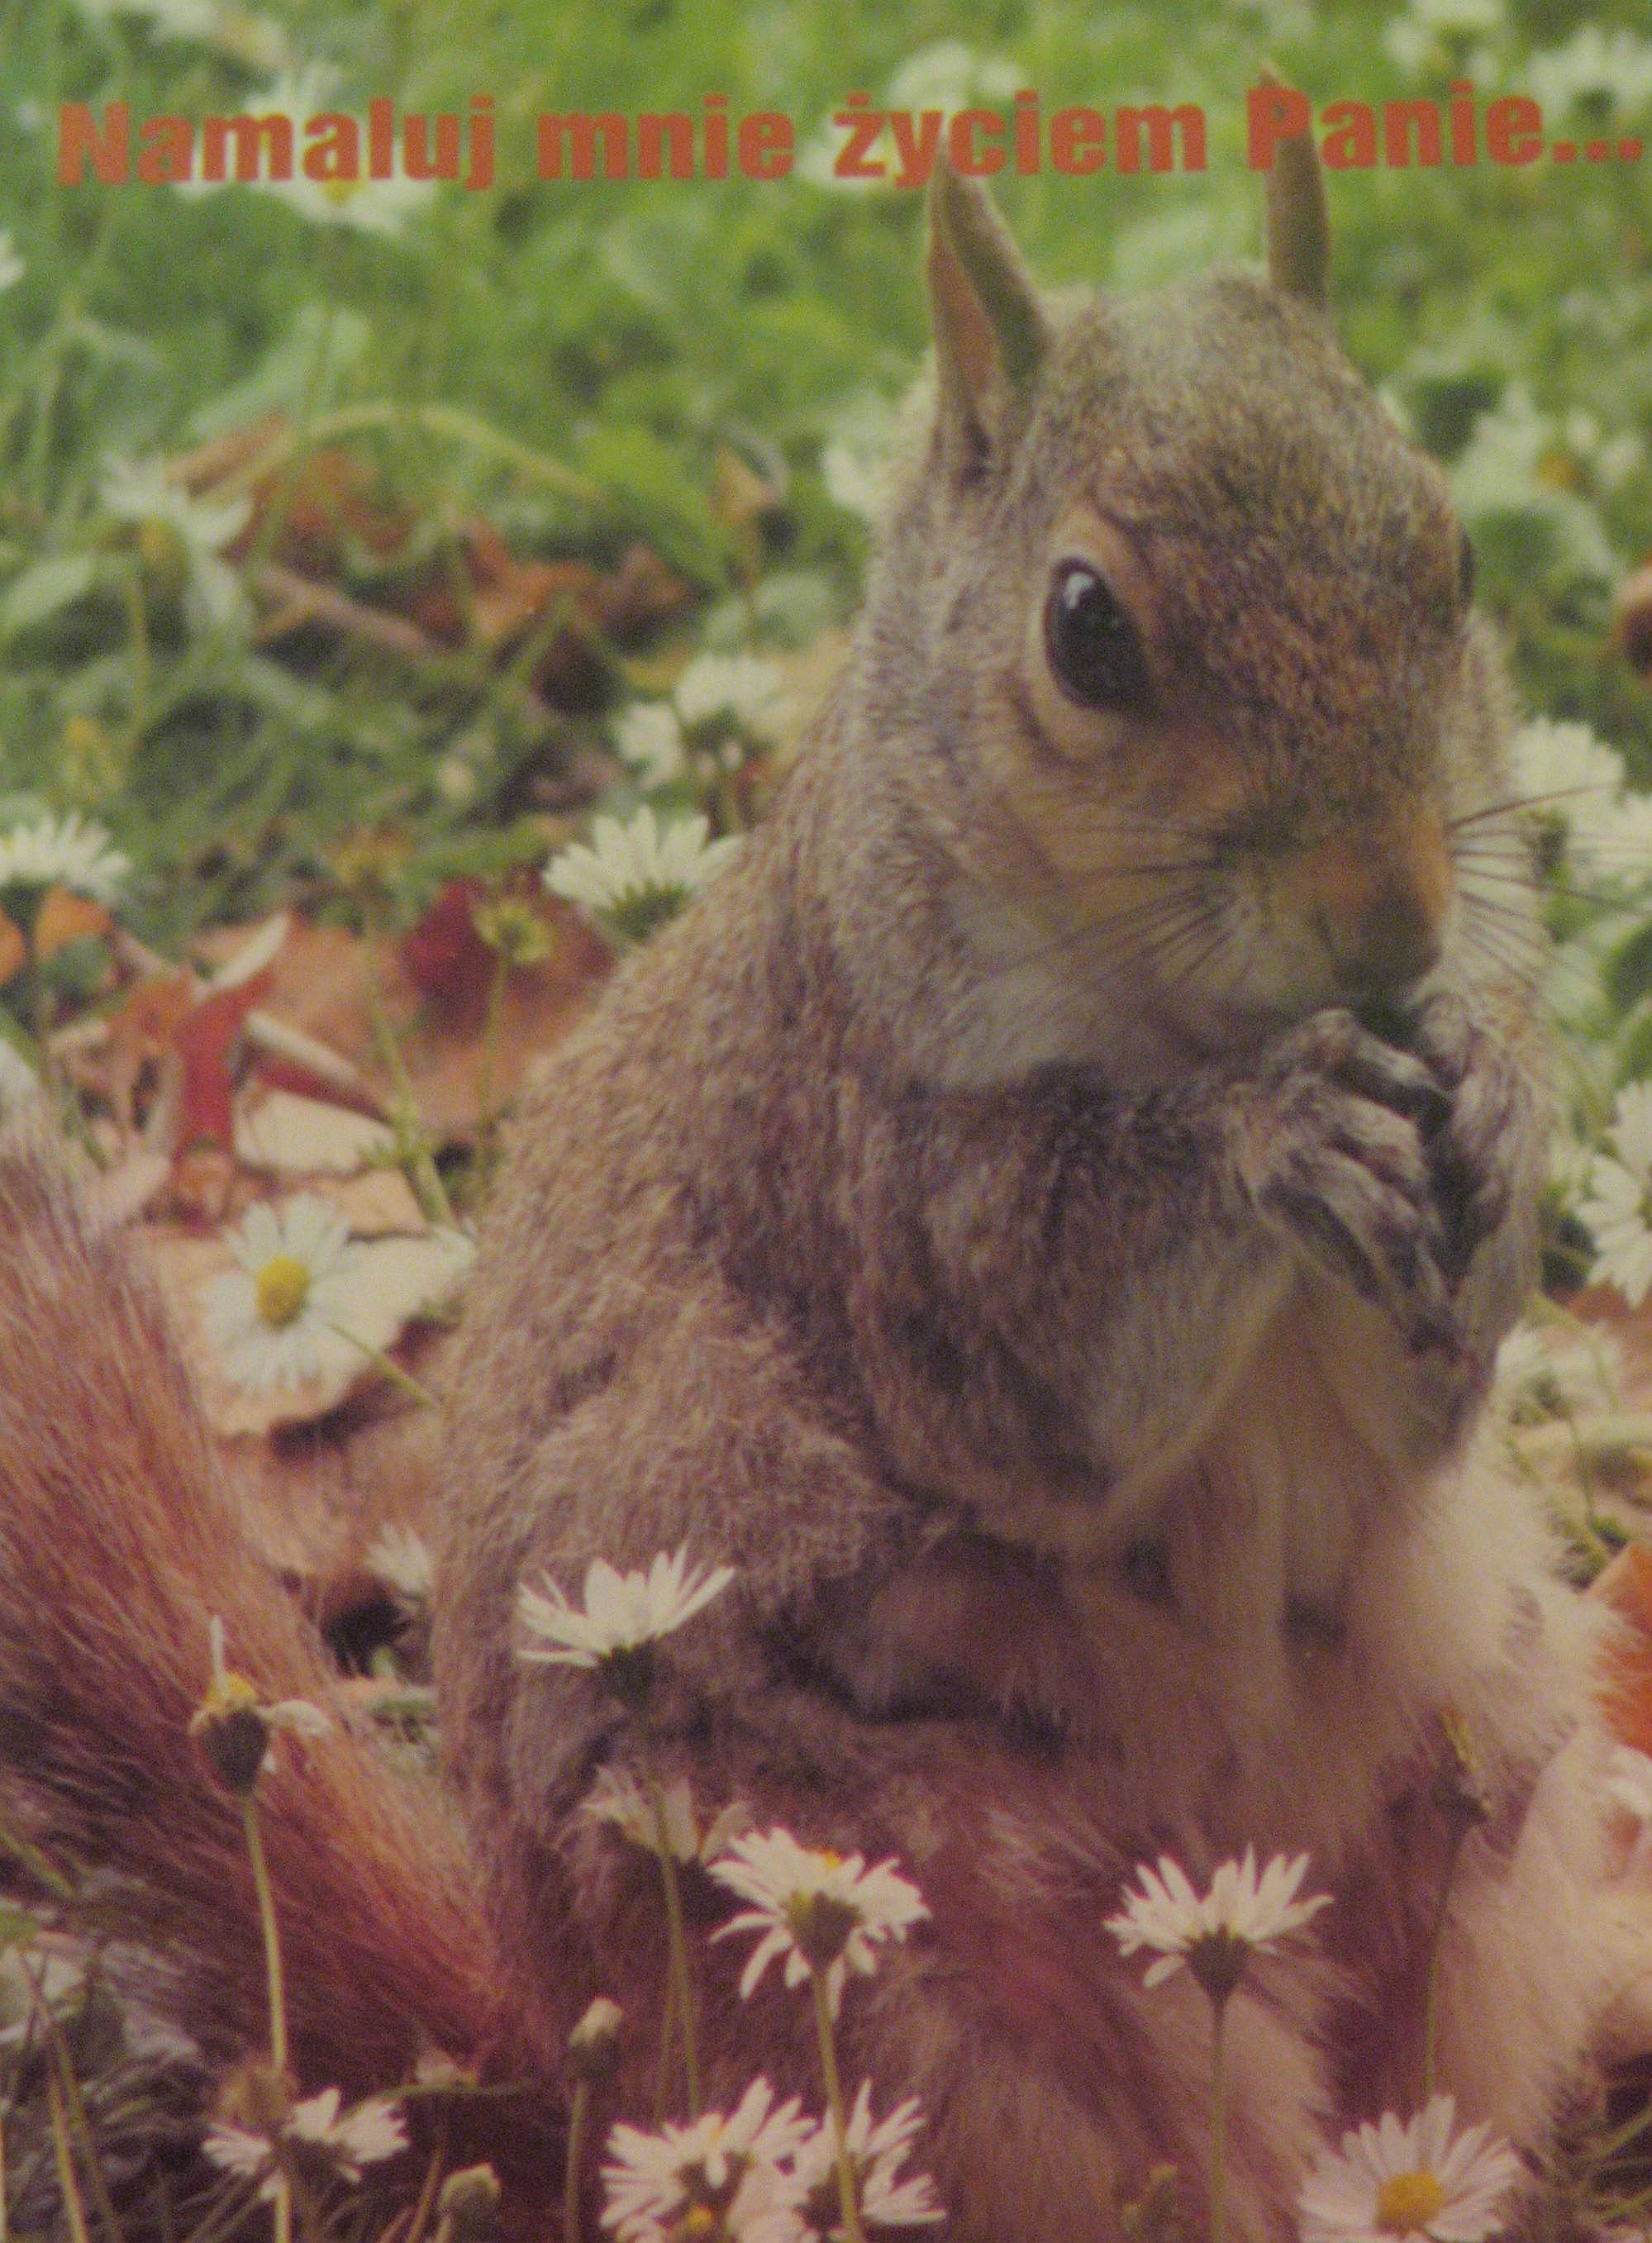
[34,887,112,963]
[400,879,494,1017]
[250,910,607,1144]
[234,1085,398,1176]
[303,1166,426,1236]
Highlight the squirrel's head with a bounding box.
[855,145,1520,1081]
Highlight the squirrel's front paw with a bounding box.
[1237,1008,1460,1355]
[1404,991,1540,1286]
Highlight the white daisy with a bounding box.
[818,391,902,532]
[709,1829,930,2019]
[614,702,688,788]
[1451,393,1616,588]
[1493,1320,1622,1426]
[287,2088,407,2180]
[0,232,23,293]
[1105,1847,1331,2000]
[1507,717,1628,877]
[174,69,436,236]
[200,1195,364,1394]
[1580,1083,1652,1307]
[1383,0,1502,68]
[601,2078,813,2241]
[518,1546,735,1676]
[674,652,787,738]
[202,2119,281,2197]
[99,455,250,632]
[71,0,218,35]
[0,810,131,904]
[583,1765,751,1865]
[820,440,886,527]
[1506,716,1652,888]
[364,1522,435,1605]
[268,164,438,237]
[791,2083,944,2234]
[544,807,741,946]
[1527,26,1652,121]
[1299,2094,1523,2243]
[203,2087,407,2201]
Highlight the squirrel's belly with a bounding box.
[1053,1283,1498,1855]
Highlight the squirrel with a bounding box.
[0,139,1647,2243]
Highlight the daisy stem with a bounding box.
[270,2177,296,2243]
[240,1793,290,2081]
[652,1964,680,2123]
[36,1993,120,2243]
[563,2079,589,2243]
[810,1975,869,2243]
[324,1322,440,1412]
[240,1792,294,2243]
[366,986,456,1229]
[1207,1992,1230,2243]
[638,1747,701,2119]
[1421,1819,1469,2106]
[404,2110,450,2243]
[46,2074,91,2243]
[117,554,151,742]
[476,945,510,1185]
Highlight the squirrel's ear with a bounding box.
[926,164,1048,469]
[1261,81,1331,307]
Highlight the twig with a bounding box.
[250,565,441,664]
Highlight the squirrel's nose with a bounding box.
[1283,817,1452,1002]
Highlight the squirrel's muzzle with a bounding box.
[1281,814,1452,1002]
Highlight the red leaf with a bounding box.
[400,879,494,1014]
[174,972,272,1150]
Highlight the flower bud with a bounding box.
[436,2163,502,2240]
[567,1996,624,2085]
[190,1672,272,1797]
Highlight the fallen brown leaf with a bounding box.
[234,1083,398,1177]
[34,886,112,963]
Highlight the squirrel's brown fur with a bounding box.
[0,160,1647,2243]
[0,1128,563,2201]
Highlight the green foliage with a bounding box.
[1,0,1650,936]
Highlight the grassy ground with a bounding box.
[2,0,1651,954]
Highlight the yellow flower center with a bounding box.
[321,177,366,207]
[198,1669,261,1721]
[136,519,184,574]
[255,1253,312,1328]
[681,2212,719,2240]
[1376,2169,1446,2234]
[475,896,553,967]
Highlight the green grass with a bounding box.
[1,0,1650,945]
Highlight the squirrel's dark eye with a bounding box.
[1457,529,1476,611]
[1044,560,1153,716]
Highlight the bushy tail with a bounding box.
[0,1126,560,2160]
